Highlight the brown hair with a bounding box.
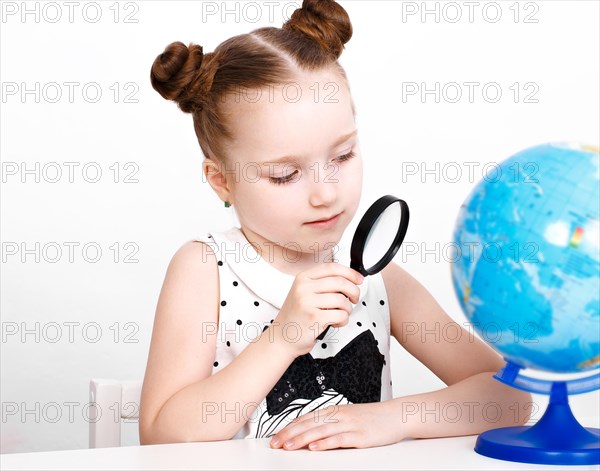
[149,0,354,163]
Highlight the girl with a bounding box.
[140,0,531,451]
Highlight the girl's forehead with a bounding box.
[219,69,355,162]
[228,90,355,158]
[227,78,353,127]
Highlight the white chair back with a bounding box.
[89,379,142,448]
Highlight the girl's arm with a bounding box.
[139,241,297,444]
[270,262,532,450]
[381,261,533,438]
[269,261,533,451]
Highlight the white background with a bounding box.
[1,0,599,454]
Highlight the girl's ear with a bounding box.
[202,158,233,205]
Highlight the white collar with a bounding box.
[215,226,370,310]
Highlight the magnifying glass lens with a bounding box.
[363,202,402,272]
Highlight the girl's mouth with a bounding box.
[305,212,342,228]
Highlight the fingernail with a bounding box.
[270,438,279,447]
[284,440,294,448]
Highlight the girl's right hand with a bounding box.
[271,262,364,357]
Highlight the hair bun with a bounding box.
[150,41,212,113]
[283,0,352,59]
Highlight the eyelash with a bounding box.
[268,151,356,185]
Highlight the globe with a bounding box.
[450,142,600,465]
[452,142,599,373]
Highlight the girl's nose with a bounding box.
[307,162,338,206]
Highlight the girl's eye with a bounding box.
[268,170,299,185]
[268,151,356,185]
[335,150,356,163]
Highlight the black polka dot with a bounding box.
[270,319,274,324]
[236,319,242,326]
[362,301,367,307]
[217,260,223,266]
[379,300,385,305]
[226,341,231,347]
[232,281,238,286]
[213,361,218,367]
[208,235,212,238]
[390,380,392,386]
[321,343,327,349]
[372,322,377,327]
[221,300,227,306]
[356,321,362,327]
[254,301,259,306]
[263,325,269,332]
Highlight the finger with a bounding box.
[306,263,364,286]
[308,432,357,451]
[311,309,349,341]
[312,277,361,304]
[315,292,355,311]
[269,414,313,448]
[280,423,339,450]
[314,309,350,333]
[291,409,325,425]
[270,406,341,448]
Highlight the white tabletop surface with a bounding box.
[2,435,600,471]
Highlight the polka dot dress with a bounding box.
[193,226,393,439]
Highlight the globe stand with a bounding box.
[474,361,600,465]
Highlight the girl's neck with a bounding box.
[240,226,337,277]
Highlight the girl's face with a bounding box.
[222,69,362,263]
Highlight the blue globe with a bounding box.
[451,142,600,374]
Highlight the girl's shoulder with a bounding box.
[189,226,243,258]
[169,238,220,296]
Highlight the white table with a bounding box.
[2,435,600,470]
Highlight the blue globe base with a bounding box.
[475,380,600,465]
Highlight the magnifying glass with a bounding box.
[316,194,410,341]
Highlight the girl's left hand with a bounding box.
[269,402,406,451]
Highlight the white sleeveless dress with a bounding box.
[192,226,393,439]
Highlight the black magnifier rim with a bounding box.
[350,195,410,276]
